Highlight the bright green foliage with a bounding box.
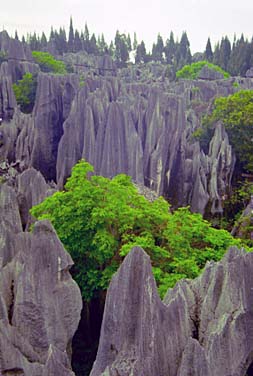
[31,160,244,300]
[32,51,67,74]
[176,60,230,80]
[13,73,37,113]
[207,90,253,172]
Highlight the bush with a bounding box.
[13,73,37,113]
[32,51,67,74]
[176,61,230,80]
[31,160,247,300]
[205,90,253,172]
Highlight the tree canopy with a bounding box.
[32,51,67,74]
[12,72,37,113]
[31,160,246,301]
[176,60,230,80]
[205,90,253,173]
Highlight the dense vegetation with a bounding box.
[176,61,230,80]
[32,51,67,74]
[12,72,37,113]
[31,160,245,300]
[205,90,253,173]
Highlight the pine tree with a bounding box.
[219,36,231,70]
[135,41,147,64]
[14,30,19,41]
[89,33,98,54]
[40,32,48,50]
[205,37,213,61]
[133,32,138,50]
[164,31,176,64]
[68,17,74,52]
[152,33,164,62]
[74,30,82,52]
[178,31,191,68]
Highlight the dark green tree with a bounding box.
[205,37,213,61]
[152,33,164,62]
[135,41,147,64]
[40,32,48,50]
[114,31,129,66]
[133,32,138,50]
[164,31,176,64]
[74,30,82,52]
[219,36,231,71]
[13,73,37,113]
[68,17,75,52]
[178,31,191,68]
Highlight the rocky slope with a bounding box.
[91,246,253,376]
[0,168,82,375]
[1,31,253,215]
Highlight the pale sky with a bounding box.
[2,0,253,53]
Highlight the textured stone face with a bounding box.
[0,184,82,375]
[91,246,253,376]
[1,31,252,215]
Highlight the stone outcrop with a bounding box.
[197,65,224,80]
[0,31,252,216]
[91,246,253,376]
[0,182,82,375]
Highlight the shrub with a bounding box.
[176,61,230,80]
[31,160,247,300]
[206,90,253,172]
[13,73,37,113]
[32,51,67,74]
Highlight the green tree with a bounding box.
[135,41,147,64]
[206,90,253,172]
[176,60,230,80]
[31,160,244,300]
[205,37,213,62]
[68,16,74,52]
[114,31,129,66]
[152,33,164,62]
[164,31,176,65]
[32,51,67,74]
[13,72,37,113]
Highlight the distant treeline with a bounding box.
[15,17,253,75]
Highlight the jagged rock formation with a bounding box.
[91,246,253,376]
[1,30,253,215]
[0,176,82,375]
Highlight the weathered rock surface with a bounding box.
[91,246,253,376]
[197,65,225,80]
[1,30,253,216]
[0,182,82,375]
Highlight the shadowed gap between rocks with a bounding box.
[246,362,253,376]
[71,298,104,376]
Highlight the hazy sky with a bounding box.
[2,0,253,53]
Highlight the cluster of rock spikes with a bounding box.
[91,246,253,376]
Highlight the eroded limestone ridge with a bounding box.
[2,31,253,216]
[91,246,253,376]
[0,181,82,375]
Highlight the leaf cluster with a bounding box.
[206,90,253,172]
[31,160,244,300]
[12,72,37,113]
[32,51,67,74]
[176,60,230,80]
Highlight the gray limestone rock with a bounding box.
[91,246,253,376]
[0,183,82,375]
[197,65,225,80]
[246,67,253,78]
